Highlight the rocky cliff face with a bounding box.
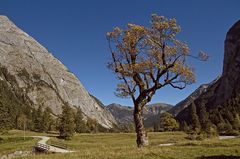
[177,20,240,121]
[212,20,240,107]
[0,16,116,128]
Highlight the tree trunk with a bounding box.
[133,105,149,147]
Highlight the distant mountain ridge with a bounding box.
[106,103,133,125]
[146,103,173,115]
[106,103,173,127]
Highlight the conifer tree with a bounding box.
[181,121,189,132]
[198,101,209,131]
[59,105,75,140]
[17,114,27,130]
[42,107,54,132]
[31,107,37,131]
[86,118,98,133]
[190,102,201,132]
[0,102,12,131]
[34,105,44,132]
[225,120,233,134]
[218,111,225,124]
[24,107,35,130]
[75,107,87,133]
[225,110,234,123]
[233,113,240,131]
[21,105,32,128]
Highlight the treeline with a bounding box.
[151,93,240,139]
[59,105,112,139]
[209,94,240,135]
[0,103,55,132]
[0,66,111,139]
[179,93,240,137]
[0,102,112,139]
[0,66,35,131]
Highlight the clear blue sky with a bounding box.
[0,0,239,106]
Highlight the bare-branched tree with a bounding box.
[107,14,207,147]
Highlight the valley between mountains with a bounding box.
[0,5,240,159]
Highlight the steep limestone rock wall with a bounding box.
[213,20,240,106]
[0,16,116,128]
[177,20,240,121]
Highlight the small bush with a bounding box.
[206,126,218,138]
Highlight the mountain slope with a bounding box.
[0,16,116,128]
[169,77,220,116]
[176,20,240,125]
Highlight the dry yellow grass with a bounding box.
[1,130,240,159]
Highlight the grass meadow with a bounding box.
[0,130,240,159]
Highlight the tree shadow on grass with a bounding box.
[196,155,240,159]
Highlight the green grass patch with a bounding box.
[0,130,54,156]
[1,131,240,159]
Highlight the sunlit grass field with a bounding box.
[0,130,42,156]
[1,130,240,159]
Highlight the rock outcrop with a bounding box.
[0,16,116,128]
[177,20,240,121]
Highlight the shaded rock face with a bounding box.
[0,16,116,128]
[177,20,240,121]
[169,77,219,116]
[214,20,240,106]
